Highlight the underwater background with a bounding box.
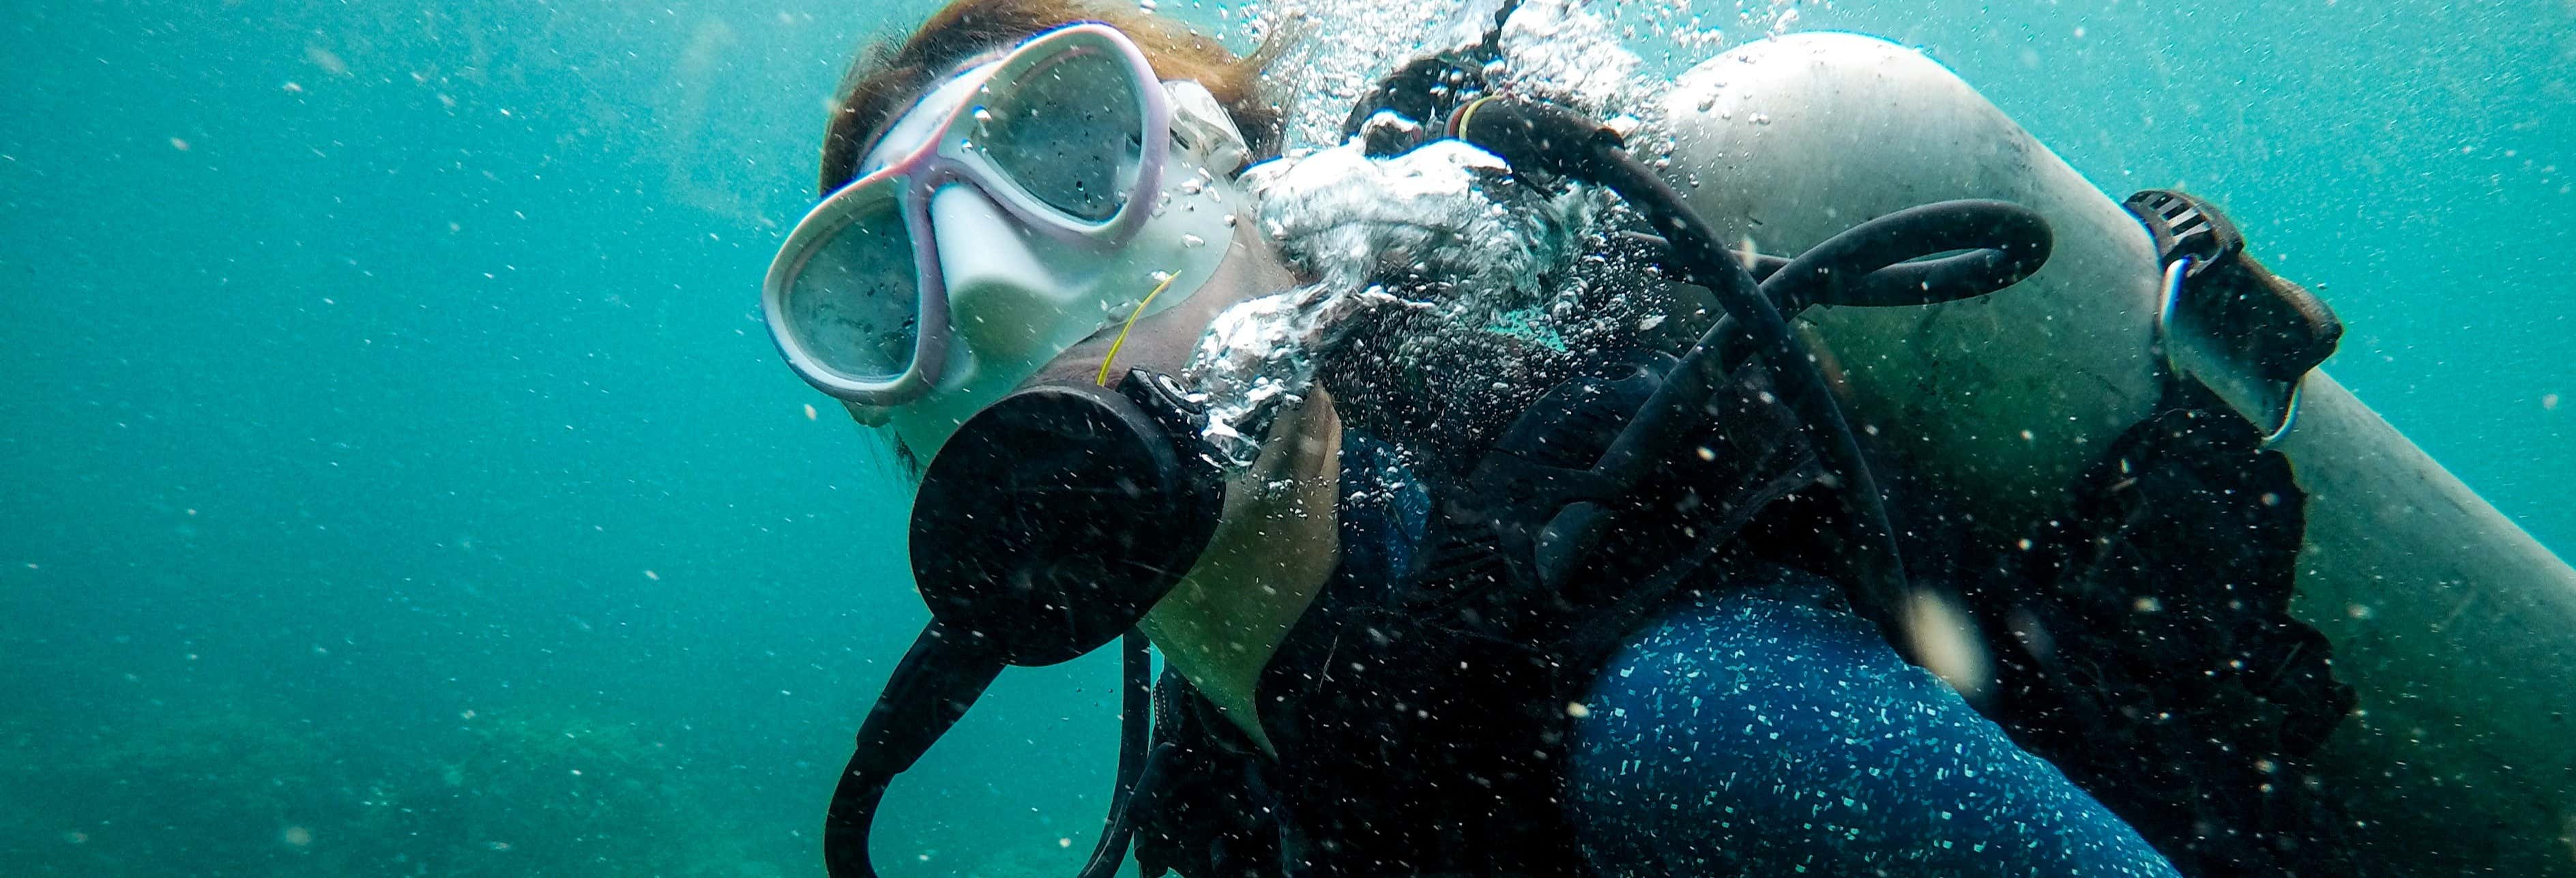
[2,0,2568,875]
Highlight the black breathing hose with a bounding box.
[1450,96,2052,649]
[825,621,1006,878]
[1605,199,2052,486]
[1075,632,1156,878]
[1598,147,1914,645]
[824,626,1156,878]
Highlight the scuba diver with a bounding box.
[761,0,2576,875]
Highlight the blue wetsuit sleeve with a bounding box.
[1566,576,2182,877]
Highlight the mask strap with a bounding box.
[1165,80,1252,176]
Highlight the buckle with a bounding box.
[2126,189,2242,278]
[2125,190,2343,445]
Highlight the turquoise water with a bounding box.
[1,1,2566,875]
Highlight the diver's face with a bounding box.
[836,46,1276,461]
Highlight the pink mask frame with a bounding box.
[763,23,1176,406]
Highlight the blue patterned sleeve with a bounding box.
[1566,573,2183,878]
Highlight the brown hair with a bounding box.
[817,0,1288,197]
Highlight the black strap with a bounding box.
[1338,0,1525,151]
[1970,382,2361,877]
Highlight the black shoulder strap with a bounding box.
[1412,352,1820,638]
[1128,669,1285,878]
[1974,379,2361,876]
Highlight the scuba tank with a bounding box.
[1658,31,2576,874]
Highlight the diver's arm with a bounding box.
[1566,574,2182,876]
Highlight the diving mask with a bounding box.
[762,23,1250,456]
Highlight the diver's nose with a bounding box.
[929,184,1114,360]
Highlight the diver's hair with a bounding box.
[819,0,1290,197]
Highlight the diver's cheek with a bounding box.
[929,185,1113,364]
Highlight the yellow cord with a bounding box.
[1452,95,1497,138]
[1096,271,1182,387]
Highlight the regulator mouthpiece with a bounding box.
[907,369,1226,666]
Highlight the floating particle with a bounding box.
[304,45,349,76]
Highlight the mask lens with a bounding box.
[977,48,1147,222]
[784,197,921,383]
